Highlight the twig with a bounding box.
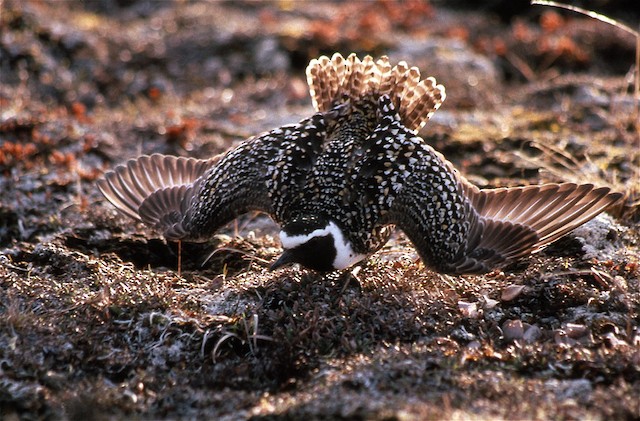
[531,1,638,37]
[177,240,182,278]
[531,0,640,203]
[201,246,271,267]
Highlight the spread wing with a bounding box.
[458,181,622,268]
[97,154,219,235]
[97,114,328,240]
[381,126,622,274]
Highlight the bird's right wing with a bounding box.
[97,154,219,235]
[97,114,328,240]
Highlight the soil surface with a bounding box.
[1,1,639,420]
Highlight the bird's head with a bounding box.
[271,217,366,272]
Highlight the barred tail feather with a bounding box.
[306,53,446,132]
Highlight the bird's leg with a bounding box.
[177,239,182,278]
[337,265,363,300]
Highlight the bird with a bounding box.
[97,53,622,274]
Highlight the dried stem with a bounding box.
[532,0,640,203]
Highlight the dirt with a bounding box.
[1,1,639,420]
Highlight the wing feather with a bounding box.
[376,119,622,273]
[97,154,219,227]
[98,115,328,241]
[462,181,622,262]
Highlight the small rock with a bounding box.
[458,301,480,319]
[503,319,524,340]
[501,284,525,301]
[482,295,499,309]
[565,323,589,339]
[523,324,542,343]
[571,214,626,261]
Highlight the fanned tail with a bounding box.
[306,53,446,132]
[97,154,218,238]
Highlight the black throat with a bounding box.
[290,234,337,272]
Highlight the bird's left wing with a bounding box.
[358,112,482,273]
[383,131,621,274]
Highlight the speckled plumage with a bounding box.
[98,53,622,274]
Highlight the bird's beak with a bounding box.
[270,250,295,271]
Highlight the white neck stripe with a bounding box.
[280,225,334,249]
[279,221,367,270]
